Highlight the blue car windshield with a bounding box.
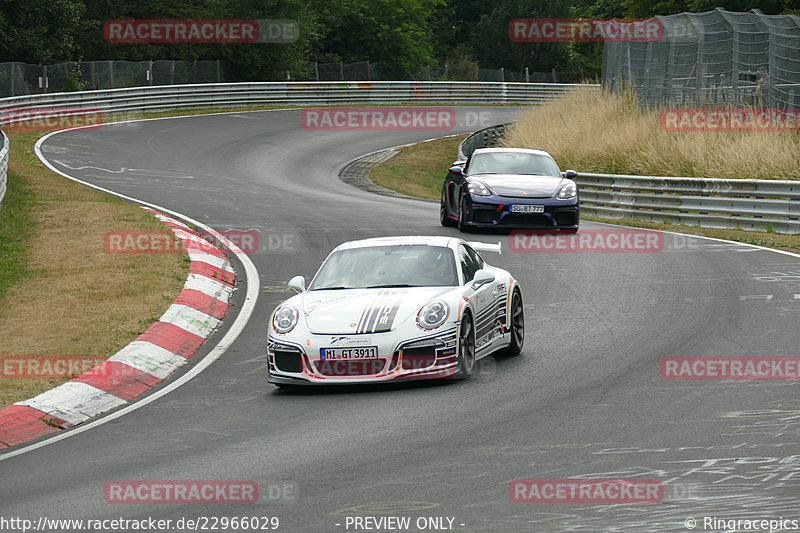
[468,152,561,177]
[309,245,459,290]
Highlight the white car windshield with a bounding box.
[468,152,562,177]
[309,245,458,290]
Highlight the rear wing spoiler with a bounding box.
[468,241,502,255]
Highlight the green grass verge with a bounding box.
[0,167,37,300]
[370,136,466,201]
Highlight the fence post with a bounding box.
[109,61,114,89]
[552,69,557,83]
[314,61,319,81]
[169,61,175,85]
[500,67,505,82]
[192,60,197,83]
[525,67,529,83]
[339,60,344,81]
[148,60,153,85]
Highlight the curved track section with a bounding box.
[1,107,799,532]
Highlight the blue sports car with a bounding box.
[440,147,579,232]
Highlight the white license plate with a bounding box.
[320,346,378,360]
[511,204,545,213]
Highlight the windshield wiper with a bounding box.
[309,286,351,291]
[364,284,416,289]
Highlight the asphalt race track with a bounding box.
[1,107,799,532]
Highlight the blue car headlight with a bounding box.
[467,180,493,197]
[272,305,300,334]
[558,180,577,199]
[416,300,450,330]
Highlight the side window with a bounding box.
[465,245,484,270]
[459,245,480,283]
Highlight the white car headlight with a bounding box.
[558,180,577,199]
[272,305,300,334]
[467,180,492,197]
[416,300,450,330]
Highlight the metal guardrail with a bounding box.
[577,174,800,234]
[0,129,8,210]
[457,123,800,235]
[0,81,599,126]
[457,123,507,161]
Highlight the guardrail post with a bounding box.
[40,66,48,93]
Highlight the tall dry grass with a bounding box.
[503,88,800,180]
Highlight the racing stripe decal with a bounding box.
[356,289,407,334]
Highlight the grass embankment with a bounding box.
[504,89,800,180]
[368,90,800,253]
[370,136,466,199]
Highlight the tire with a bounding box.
[455,313,475,379]
[440,187,456,227]
[457,195,471,233]
[503,289,524,356]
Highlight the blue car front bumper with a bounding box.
[465,196,579,229]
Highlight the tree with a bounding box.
[469,0,575,74]
[0,0,85,64]
[309,0,442,79]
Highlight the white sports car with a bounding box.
[267,236,524,386]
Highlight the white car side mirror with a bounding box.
[470,269,495,290]
[288,275,306,293]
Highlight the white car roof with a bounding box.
[335,236,459,251]
[333,236,502,255]
[471,147,554,158]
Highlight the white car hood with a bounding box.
[471,174,562,198]
[299,287,454,334]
